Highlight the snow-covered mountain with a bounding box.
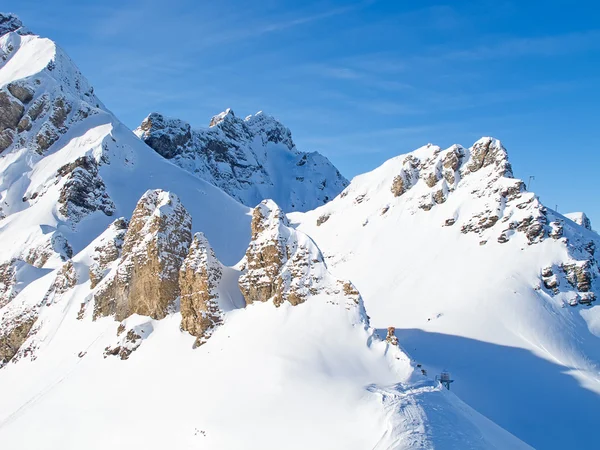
[292,137,600,449]
[0,13,532,450]
[135,109,348,212]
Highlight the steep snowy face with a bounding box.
[292,137,600,449]
[0,188,530,449]
[135,109,348,212]
[565,211,593,231]
[0,16,251,271]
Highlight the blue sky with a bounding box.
[13,0,600,224]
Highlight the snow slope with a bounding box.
[0,193,528,450]
[135,109,348,212]
[0,19,251,266]
[292,139,600,449]
[0,13,531,449]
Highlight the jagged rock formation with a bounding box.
[136,109,348,212]
[93,190,192,321]
[49,260,77,294]
[381,138,549,245]
[239,199,360,309]
[0,307,37,367]
[0,259,18,308]
[89,218,128,288]
[56,156,115,223]
[103,320,152,360]
[386,326,399,346]
[22,233,72,268]
[179,233,224,347]
[0,20,100,157]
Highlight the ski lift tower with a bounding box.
[436,370,454,390]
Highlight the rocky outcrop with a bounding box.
[103,320,153,360]
[137,113,192,159]
[0,309,37,367]
[43,260,78,306]
[467,137,512,176]
[93,190,192,321]
[0,90,25,152]
[56,156,115,223]
[386,327,399,346]
[89,218,128,288]
[239,200,333,307]
[0,259,18,308]
[136,110,348,212]
[239,201,288,305]
[179,233,224,347]
[0,13,30,37]
[23,233,73,268]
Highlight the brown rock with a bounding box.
[316,213,330,226]
[386,327,398,346]
[89,218,128,288]
[0,311,37,366]
[391,172,408,197]
[93,190,192,321]
[7,83,33,104]
[179,233,224,347]
[0,259,18,308]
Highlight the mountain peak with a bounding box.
[137,109,349,212]
[0,13,30,37]
[209,107,235,127]
[565,211,593,230]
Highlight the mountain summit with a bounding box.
[292,137,600,449]
[136,109,348,212]
[0,12,590,450]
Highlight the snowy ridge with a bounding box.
[0,12,550,449]
[135,109,348,212]
[292,137,600,448]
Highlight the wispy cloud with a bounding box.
[420,29,600,63]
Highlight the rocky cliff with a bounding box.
[136,109,348,212]
[93,190,192,321]
[179,232,225,347]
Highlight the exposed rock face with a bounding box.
[0,13,30,36]
[136,110,348,212]
[179,233,224,347]
[0,18,100,161]
[0,90,24,152]
[386,327,399,346]
[0,309,37,367]
[23,233,73,268]
[467,137,512,176]
[93,190,192,321]
[89,218,128,288]
[239,200,333,307]
[137,113,192,159]
[43,260,77,305]
[385,138,556,246]
[0,259,18,308]
[56,156,115,223]
[103,320,153,360]
[239,201,288,305]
